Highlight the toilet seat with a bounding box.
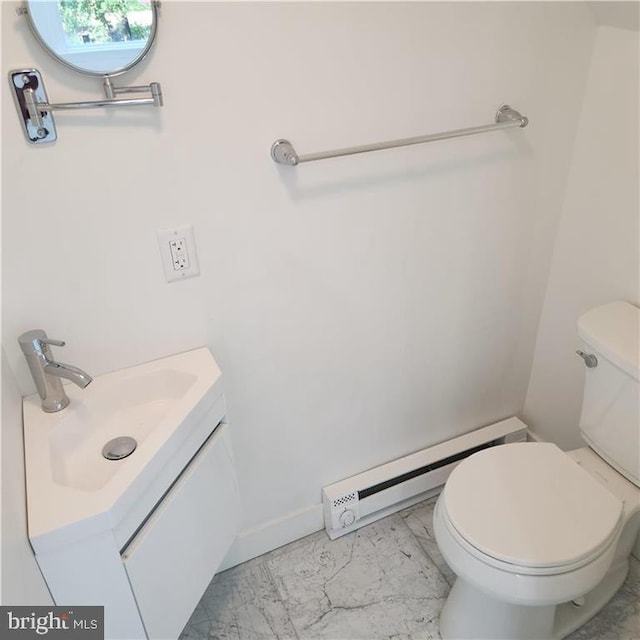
[438,492,619,577]
[442,442,623,572]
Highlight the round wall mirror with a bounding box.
[24,0,159,77]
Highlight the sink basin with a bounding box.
[49,369,197,491]
[23,347,225,554]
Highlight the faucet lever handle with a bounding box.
[40,338,65,348]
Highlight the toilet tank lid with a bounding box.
[578,301,639,381]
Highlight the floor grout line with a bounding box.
[261,553,302,640]
[396,502,454,589]
[398,520,451,589]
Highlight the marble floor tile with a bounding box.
[399,498,456,587]
[565,556,640,640]
[265,514,449,639]
[181,497,640,640]
[178,556,298,640]
[180,620,221,640]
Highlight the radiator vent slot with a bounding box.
[358,439,500,500]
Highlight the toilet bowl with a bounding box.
[437,442,623,603]
[433,301,640,640]
[434,442,639,639]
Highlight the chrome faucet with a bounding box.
[18,330,92,413]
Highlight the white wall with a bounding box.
[1,350,53,604]
[524,24,639,450]
[2,2,596,563]
[588,1,639,30]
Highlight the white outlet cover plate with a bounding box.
[157,225,200,283]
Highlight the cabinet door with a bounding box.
[123,424,240,640]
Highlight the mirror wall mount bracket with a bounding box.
[10,69,57,144]
[9,69,163,145]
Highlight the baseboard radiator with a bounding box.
[322,417,528,539]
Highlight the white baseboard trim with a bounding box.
[219,503,324,572]
[526,429,545,442]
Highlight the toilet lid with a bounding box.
[443,442,623,568]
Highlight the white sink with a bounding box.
[48,369,198,491]
[23,347,225,554]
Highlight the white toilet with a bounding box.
[433,300,640,640]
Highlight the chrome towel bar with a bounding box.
[271,104,528,166]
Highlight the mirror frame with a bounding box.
[23,0,159,78]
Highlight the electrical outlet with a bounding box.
[169,238,190,270]
[157,225,200,282]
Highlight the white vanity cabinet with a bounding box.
[24,348,240,640]
[35,423,240,640]
[123,424,240,639]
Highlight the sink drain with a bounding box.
[102,436,137,460]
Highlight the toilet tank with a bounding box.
[578,301,640,487]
